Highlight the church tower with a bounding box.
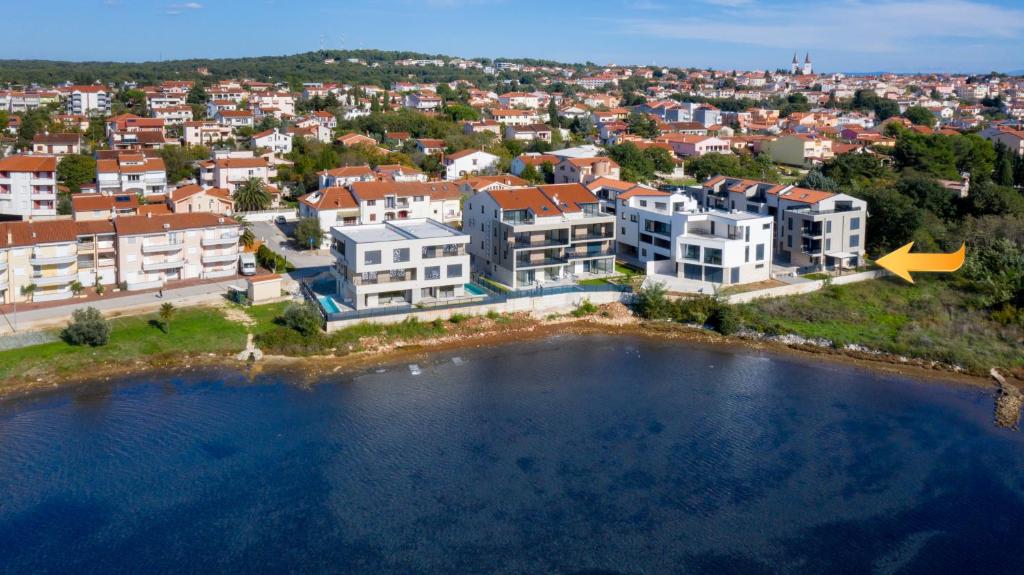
[802,52,813,75]
[790,52,800,75]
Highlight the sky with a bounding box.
[2,0,1023,73]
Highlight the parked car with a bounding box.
[239,253,257,276]
[275,215,287,224]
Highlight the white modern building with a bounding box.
[329,218,470,310]
[65,86,111,116]
[616,189,774,288]
[442,149,500,180]
[96,152,168,196]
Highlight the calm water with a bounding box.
[1,335,1023,574]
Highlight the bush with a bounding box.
[634,283,673,319]
[448,313,470,324]
[62,307,111,346]
[571,298,598,317]
[282,301,322,336]
[672,295,718,324]
[256,245,292,273]
[708,305,741,336]
[292,217,324,250]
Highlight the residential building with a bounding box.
[183,121,233,146]
[553,157,621,184]
[318,165,376,188]
[65,86,111,115]
[96,152,168,196]
[71,193,141,221]
[252,128,293,154]
[0,155,58,218]
[31,133,81,157]
[463,184,616,289]
[763,134,835,167]
[167,185,233,215]
[2,220,80,302]
[329,218,470,310]
[616,189,773,288]
[504,123,552,142]
[981,125,1024,156]
[443,149,500,180]
[656,134,731,157]
[113,213,240,290]
[151,105,194,125]
[203,151,276,193]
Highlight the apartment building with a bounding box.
[167,185,233,215]
[463,183,617,289]
[74,220,119,288]
[96,152,168,196]
[1,220,79,302]
[183,121,233,146]
[764,134,835,168]
[317,165,376,188]
[71,193,141,221]
[553,157,621,184]
[442,149,500,180]
[201,151,277,193]
[329,218,470,310]
[65,86,110,115]
[252,128,293,155]
[698,176,868,270]
[616,189,773,287]
[113,213,240,290]
[151,105,194,125]
[0,155,58,218]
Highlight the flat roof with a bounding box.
[331,218,465,243]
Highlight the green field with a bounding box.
[738,277,1023,372]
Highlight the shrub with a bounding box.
[292,217,324,250]
[708,305,741,336]
[282,301,322,336]
[448,313,470,324]
[571,298,598,317]
[485,310,500,320]
[634,282,673,319]
[672,295,718,324]
[62,307,111,346]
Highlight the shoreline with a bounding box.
[0,309,1005,402]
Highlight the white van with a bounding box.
[239,253,257,276]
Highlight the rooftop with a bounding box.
[332,218,465,243]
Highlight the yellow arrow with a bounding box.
[875,242,966,283]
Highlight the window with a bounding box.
[787,217,793,230]
[621,226,626,234]
[683,244,700,261]
[825,239,832,251]
[787,236,793,248]
[763,223,771,230]
[447,264,463,278]
[639,200,647,207]
[390,269,407,280]
[826,220,833,233]
[393,248,410,263]
[425,266,441,280]
[745,246,750,263]
[366,200,376,206]
[850,235,860,248]
[703,248,722,265]
[756,243,765,261]
[364,250,381,265]
[683,263,702,280]
[704,266,723,283]
[850,217,860,231]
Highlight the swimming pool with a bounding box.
[316,295,342,314]
[464,282,488,296]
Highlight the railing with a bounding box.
[422,247,467,258]
[515,256,568,268]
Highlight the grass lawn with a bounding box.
[0,307,248,382]
[738,277,1023,371]
[242,301,291,334]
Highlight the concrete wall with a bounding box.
[725,269,886,304]
[325,289,631,331]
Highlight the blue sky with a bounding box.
[2,0,1023,73]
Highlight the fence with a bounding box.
[724,269,887,304]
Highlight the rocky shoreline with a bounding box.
[1,304,1019,416]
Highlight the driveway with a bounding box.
[251,220,334,277]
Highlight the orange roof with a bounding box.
[0,220,79,247]
[0,155,57,172]
[113,213,237,235]
[488,184,600,215]
[617,188,669,200]
[776,187,835,204]
[349,181,461,201]
[318,165,375,178]
[298,187,359,210]
[71,193,139,213]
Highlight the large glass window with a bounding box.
[683,263,702,280]
[703,248,722,265]
[850,217,860,230]
[683,244,700,261]
[850,235,860,248]
[447,264,463,278]
[364,250,381,265]
[393,248,410,263]
[425,266,441,280]
[756,243,765,261]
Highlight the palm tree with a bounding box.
[159,302,176,334]
[236,216,256,249]
[20,283,37,301]
[233,178,272,213]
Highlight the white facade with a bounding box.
[252,128,293,154]
[443,150,500,180]
[329,219,470,310]
[0,156,58,218]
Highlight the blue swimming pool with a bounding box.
[316,295,342,314]
[464,282,488,296]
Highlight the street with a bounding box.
[251,220,334,277]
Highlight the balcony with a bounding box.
[349,270,415,286]
[801,225,823,238]
[202,253,238,264]
[571,231,614,242]
[142,242,184,254]
[515,256,568,269]
[422,246,466,258]
[567,248,616,260]
[32,272,76,287]
[31,253,76,265]
[202,235,239,247]
[142,259,184,271]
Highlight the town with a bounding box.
[0,47,1020,373]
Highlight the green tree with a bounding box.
[57,154,96,193]
[233,178,272,212]
[626,112,659,139]
[520,163,542,184]
[904,106,935,126]
[993,142,1015,186]
[237,216,256,249]
[62,307,111,347]
[547,98,559,128]
[282,301,322,336]
[186,83,208,105]
[854,186,923,255]
[159,302,176,334]
[293,217,323,250]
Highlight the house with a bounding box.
[763,134,834,167]
[416,138,447,155]
[64,85,110,115]
[511,153,559,176]
[463,120,502,136]
[463,184,617,289]
[167,185,233,215]
[374,164,428,182]
[498,92,543,109]
[286,124,333,144]
[585,177,652,214]
[96,152,168,196]
[252,128,293,155]
[981,125,1024,156]
[71,193,140,221]
[443,149,500,180]
[203,151,276,193]
[490,109,540,126]
[403,91,443,111]
[504,123,552,142]
[31,133,81,157]
[215,109,255,129]
[151,105,194,125]
[183,121,233,146]
[318,165,376,188]
[336,133,378,147]
[616,189,773,288]
[113,213,240,290]
[298,187,360,247]
[699,176,867,270]
[656,134,731,157]
[0,220,80,302]
[329,218,470,310]
[458,175,530,195]
[553,157,620,184]
[0,155,59,218]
